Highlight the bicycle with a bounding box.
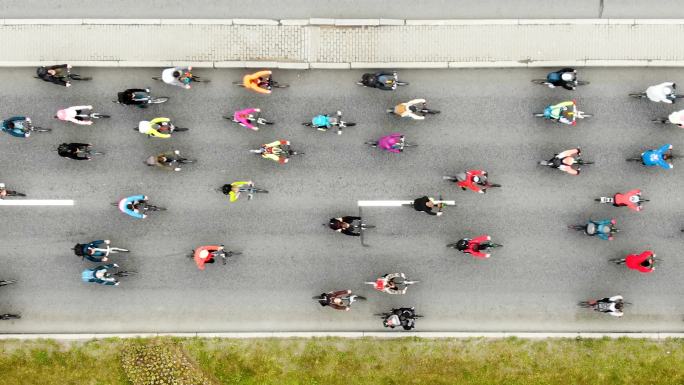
[539,158,593,167]
[302,111,357,134]
[1,190,26,198]
[630,92,684,99]
[0,279,17,287]
[216,185,268,200]
[113,95,169,105]
[187,249,241,265]
[133,123,189,134]
[446,241,503,250]
[322,221,375,231]
[531,79,589,87]
[387,103,440,116]
[442,175,501,189]
[22,121,52,134]
[568,224,620,233]
[651,118,682,126]
[249,146,304,157]
[0,313,21,320]
[365,139,417,150]
[153,73,210,83]
[233,78,289,89]
[609,257,661,265]
[364,277,419,292]
[312,294,366,305]
[533,110,592,119]
[35,71,91,82]
[111,201,167,213]
[626,153,681,162]
[224,114,274,127]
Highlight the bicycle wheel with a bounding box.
[226,251,242,257]
[576,81,590,86]
[533,113,545,117]
[32,127,52,133]
[608,258,625,265]
[251,188,268,193]
[233,81,245,87]
[578,113,593,118]
[342,122,357,127]
[442,176,457,182]
[351,296,367,301]
[365,141,378,147]
[258,118,274,125]
[446,243,459,249]
[577,160,593,165]
[626,157,642,162]
[146,205,167,211]
[271,82,289,88]
[413,314,424,318]
[149,97,169,104]
[151,77,162,81]
[676,95,684,99]
[312,296,324,301]
[422,109,440,115]
[402,143,418,148]
[667,154,683,160]
[568,225,585,231]
[115,271,137,277]
[70,74,91,81]
[629,93,647,99]
[90,113,110,119]
[485,243,503,248]
[486,183,502,188]
[403,280,419,285]
[395,81,409,86]
[288,150,304,156]
[89,151,105,156]
[302,122,312,127]
[651,118,669,124]
[577,301,593,308]
[531,79,548,85]
[360,224,375,229]
[109,248,129,253]
[178,158,196,164]
[0,314,21,320]
[172,127,189,132]
[0,280,17,287]
[7,191,26,197]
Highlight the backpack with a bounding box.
[81,270,94,282]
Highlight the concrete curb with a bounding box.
[0,332,683,340]
[4,60,684,69]
[1,18,684,27]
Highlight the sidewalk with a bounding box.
[1,19,684,68]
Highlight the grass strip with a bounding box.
[0,337,682,385]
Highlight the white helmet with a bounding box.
[138,121,150,133]
[0,183,4,188]
[199,250,210,259]
[663,87,673,95]
[561,72,575,81]
[472,176,481,183]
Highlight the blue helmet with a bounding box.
[543,106,553,119]
[547,72,561,82]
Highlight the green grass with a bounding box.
[0,337,682,385]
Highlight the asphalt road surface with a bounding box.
[3,0,684,19]
[1,67,683,333]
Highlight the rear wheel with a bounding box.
[531,79,548,85]
[652,118,669,124]
[609,258,625,265]
[302,122,312,127]
[442,176,457,182]
[365,141,378,147]
[6,191,26,197]
[576,81,590,86]
[568,225,585,231]
[32,127,52,133]
[629,92,647,99]
[0,314,21,320]
[0,280,17,287]
[446,243,460,249]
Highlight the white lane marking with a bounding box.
[0,200,74,206]
[358,200,455,207]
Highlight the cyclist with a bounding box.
[383,307,417,330]
[453,170,489,193]
[543,100,576,125]
[316,289,352,311]
[145,150,183,171]
[310,111,343,134]
[55,105,94,125]
[0,183,6,199]
[667,110,684,127]
[624,250,656,273]
[413,196,443,216]
[545,148,582,175]
[73,240,113,262]
[192,245,225,270]
[233,108,262,131]
[640,144,673,169]
[138,118,172,138]
[613,189,644,212]
[588,296,624,317]
[329,216,362,236]
[81,264,119,286]
[257,140,291,164]
[454,235,493,259]
[374,273,408,295]
[360,72,398,91]
[36,64,72,87]
[58,142,93,160]
[161,66,192,89]
[377,133,405,153]
[646,82,676,103]
[584,219,617,241]
[242,70,273,94]
[1,116,32,138]
[117,88,152,107]
[221,181,254,202]
[118,195,148,219]
[545,68,578,90]
[390,99,426,120]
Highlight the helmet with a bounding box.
[543,106,553,119]
[172,71,181,78]
[455,239,469,251]
[561,72,575,81]
[312,115,329,127]
[472,176,481,183]
[547,72,561,82]
[0,183,4,188]
[663,87,673,95]
[629,195,640,203]
[56,109,68,120]
[221,184,232,195]
[199,250,210,259]
[138,121,150,133]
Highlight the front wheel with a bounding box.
[360,224,375,229]
[577,113,593,119]
[6,191,26,197]
[149,97,169,104]
[0,314,21,320]
[568,225,585,231]
[351,295,366,301]
[89,151,105,156]
[403,280,419,285]
[395,81,409,86]
[626,157,642,162]
[0,280,17,287]
[302,122,313,127]
[341,122,356,127]
[257,118,274,125]
[609,258,626,265]
[172,127,189,132]
[421,108,440,115]
[177,158,196,164]
[251,188,268,193]
[531,79,548,85]
[533,113,545,118]
[576,160,593,165]
[90,113,110,119]
[146,205,166,212]
[402,143,418,148]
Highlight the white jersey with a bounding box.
[646,82,675,103]
[161,68,180,85]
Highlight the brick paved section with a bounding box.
[1,20,684,65]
